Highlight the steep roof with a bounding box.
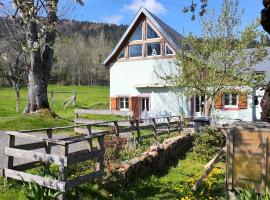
[103,7,182,67]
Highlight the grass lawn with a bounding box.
[0,85,109,130]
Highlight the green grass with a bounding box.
[0,85,109,130]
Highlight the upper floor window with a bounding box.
[165,44,174,55]
[147,43,161,56]
[129,44,142,57]
[118,48,125,59]
[224,93,238,108]
[147,23,160,39]
[129,23,143,42]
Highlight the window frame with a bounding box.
[129,22,143,42]
[119,97,129,111]
[129,44,143,58]
[140,97,150,112]
[146,22,161,39]
[165,44,175,56]
[146,42,162,57]
[223,93,239,109]
[117,48,126,60]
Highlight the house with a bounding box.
[103,7,270,123]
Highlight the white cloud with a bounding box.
[102,15,123,25]
[124,0,167,15]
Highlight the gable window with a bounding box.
[129,23,143,42]
[147,23,160,39]
[224,93,238,108]
[118,49,125,59]
[165,44,174,55]
[147,43,161,56]
[119,97,129,110]
[129,45,142,57]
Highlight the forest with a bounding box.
[0,18,128,87]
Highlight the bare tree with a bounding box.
[0,0,83,114]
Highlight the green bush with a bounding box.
[190,126,226,161]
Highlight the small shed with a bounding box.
[226,121,270,192]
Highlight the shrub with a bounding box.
[190,126,226,161]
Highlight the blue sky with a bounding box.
[66,0,263,36]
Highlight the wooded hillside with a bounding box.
[0,19,127,86]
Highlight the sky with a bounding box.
[65,0,263,36]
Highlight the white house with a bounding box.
[103,7,270,123]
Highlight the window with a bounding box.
[165,44,174,55]
[141,97,150,112]
[119,97,129,110]
[129,23,143,41]
[147,43,161,56]
[224,94,238,108]
[118,49,125,59]
[147,23,160,39]
[254,96,259,106]
[195,95,205,113]
[129,45,142,57]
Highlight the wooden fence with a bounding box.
[2,128,105,200]
[226,121,270,193]
[74,109,184,143]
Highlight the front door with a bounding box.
[194,95,205,117]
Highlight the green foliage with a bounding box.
[190,126,226,161]
[162,0,267,115]
[236,187,270,200]
[23,181,61,200]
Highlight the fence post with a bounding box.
[97,135,105,187]
[135,120,142,144]
[45,130,52,154]
[114,121,120,137]
[226,130,234,191]
[58,144,69,200]
[51,90,54,108]
[5,134,15,184]
[73,90,77,106]
[87,125,94,150]
[262,136,268,191]
[178,116,183,132]
[151,118,158,141]
[129,120,136,143]
[166,117,170,135]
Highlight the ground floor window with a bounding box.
[195,95,205,113]
[224,93,238,108]
[119,97,129,110]
[141,97,150,112]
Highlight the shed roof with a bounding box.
[103,7,182,67]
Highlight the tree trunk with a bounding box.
[261,1,270,122]
[15,84,20,113]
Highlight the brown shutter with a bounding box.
[111,97,118,110]
[214,93,223,109]
[239,94,248,109]
[130,96,140,119]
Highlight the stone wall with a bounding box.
[105,134,193,186]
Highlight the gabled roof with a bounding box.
[103,7,183,67]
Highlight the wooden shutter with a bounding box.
[190,97,194,116]
[130,96,140,119]
[214,93,223,109]
[111,97,118,110]
[239,94,248,109]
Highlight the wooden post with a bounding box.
[45,130,52,154]
[73,90,77,106]
[51,90,54,108]
[151,118,158,141]
[135,120,142,144]
[166,117,170,135]
[58,144,69,200]
[129,120,136,143]
[5,134,15,184]
[178,116,183,132]
[261,136,268,191]
[97,135,105,187]
[86,125,94,150]
[114,121,120,137]
[227,130,234,191]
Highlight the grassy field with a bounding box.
[0,85,109,130]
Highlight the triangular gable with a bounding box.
[103,7,182,67]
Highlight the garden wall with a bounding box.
[106,134,193,186]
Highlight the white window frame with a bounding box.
[119,97,129,111]
[146,42,162,57]
[223,93,239,109]
[129,22,143,42]
[140,97,150,113]
[165,44,175,55]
